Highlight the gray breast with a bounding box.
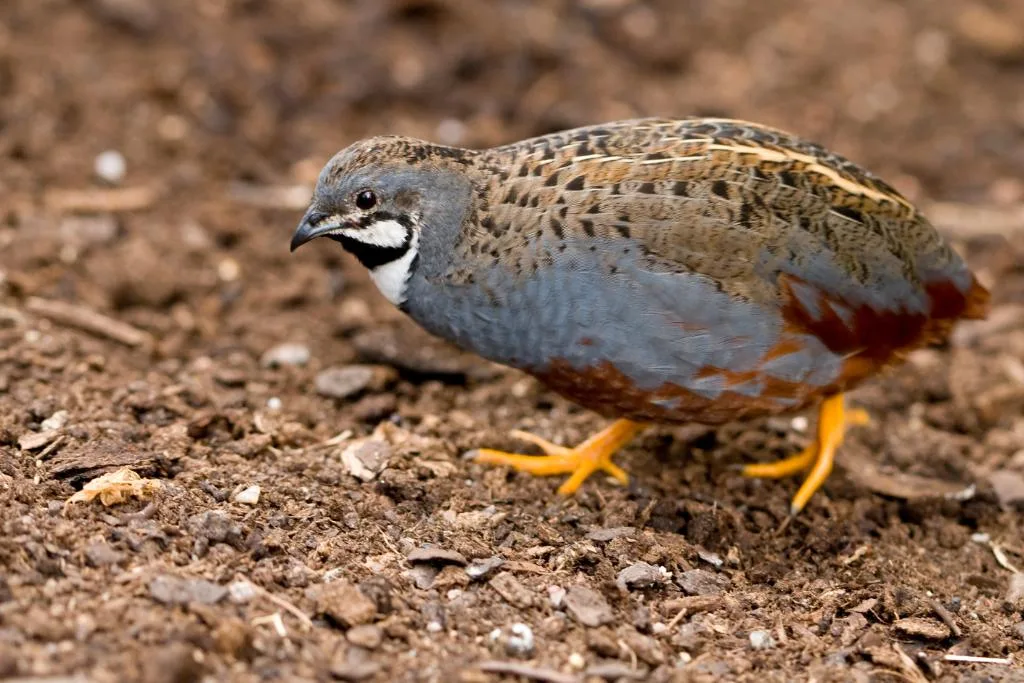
[402,235,844,405]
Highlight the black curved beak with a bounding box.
[290,209,338,252]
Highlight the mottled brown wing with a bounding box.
[474,117,988,390]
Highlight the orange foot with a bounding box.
[469,419,646,495]
[742,393,869,514]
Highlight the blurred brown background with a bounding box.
[2,2,1024,682]
[5,0,1024,199]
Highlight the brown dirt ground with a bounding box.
[2,1,1024,681]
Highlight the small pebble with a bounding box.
[315,581,378,628]
[697,549,724,567]
[616,562,667,590]
[425,620,443,633]
[406,565,439,590]
[563,585,614,627]
[346,624,383,650]
[677,569,731,596]
[988,469,1024,507]
[548,585,566,608]
[218,258,240,282]
[341,439,392,482]
[233,485,260,505]
[505,623,535,657]
[260,343,310,368]
[228,580,257,604]
[1013,621,1024,640]
[1007,573,1024,605]
[749,630,776,650]
[465,556,504,581]
[266,397,282,410]
[568,653,586,670]
[41,410,69,431]
[329,649,380,682]
[94,150,127,184]
[149,575,227,606]
[490,571,534,609]
[315,365,376,399]
[84,542,123,568]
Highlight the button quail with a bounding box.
[291,118,990,514]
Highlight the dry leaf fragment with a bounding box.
[64,467,161,512]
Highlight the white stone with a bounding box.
[94,150,127,184]
[234,485,261,505]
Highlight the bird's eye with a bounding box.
[355,190,377,211]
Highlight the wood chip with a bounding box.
[893,617,951,641]
[489,571,534,608]
[585,662,647,680]
[18,429,60,451]
[929,599,962,638]
[49,438,169,484]
[563,585,614,627]
[586,526,636,542]
[476,661,578,683]
[406,546,468,566]
[63,468,161,512]
[660,594,725,615]
[26,297,153,348]
[843,451,975,501]
[848,597,879,614]
[45,185,160,213]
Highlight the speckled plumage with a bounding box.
[292,117,990,508]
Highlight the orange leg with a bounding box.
[470,419,646,495]
[742,394,869,514]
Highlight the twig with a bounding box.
[242,580,313,630]
[928,599,962,638]
[26,297,153,348]
[251,612,288,638]
[666,606,688,632]
[990,542,1021,574]
[943,654,1012,665]
[45,186,160,213]
[228,182,312,210]
[37,435,67,460]
[477,661,578,683]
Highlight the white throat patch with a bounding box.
[367,229,419,306]
[339,219,408,249]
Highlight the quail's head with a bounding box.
[291,136,475,306]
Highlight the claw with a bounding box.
[742,394,867,514]
[472,419,645,494]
